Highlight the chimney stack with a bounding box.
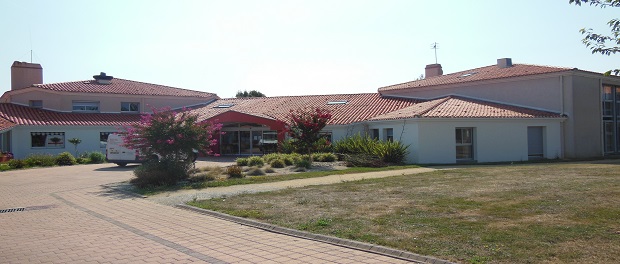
[93,72,113,84]
[425,64,443,78]
[497,58,513,68]
[11,61,43,90]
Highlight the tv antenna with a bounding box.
[431,42,439,64]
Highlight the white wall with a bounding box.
[368,118,562,164]
[414,119,562,164]
[10,126,118,159]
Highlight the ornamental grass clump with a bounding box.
[247,156,264,167]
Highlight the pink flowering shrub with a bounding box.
[121,107,222,186]
[284,108,332,156]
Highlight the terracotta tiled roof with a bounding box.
[0,116,17,132]
[31,78,217,98]
[189,93,422,125]
[371,96,563,120]
[0,103,141,126]
[378,64,574,92]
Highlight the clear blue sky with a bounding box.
[0,0,617,98]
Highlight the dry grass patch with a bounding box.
[190,160,620,263]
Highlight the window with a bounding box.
[31,132,65,148]
[319,131,333,142]
[602,85,620,153]
[384,128,393,142]
[100,132,115,148]
[456,128,474,160]
[121,102,139,112]
[29,100,42,108]
[72,101,99,112]
[370,129,379,140]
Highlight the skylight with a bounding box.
[326,100,348,105]
[460,72,478,78]
[214,104,234,108]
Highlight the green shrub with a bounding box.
[321,153,337,162]
[235,157,249,166]
[55,152,77,166]
[295,158,312,169]
[312,152,337,162]
[333,133,409,164]
[131,159,193,188]
[247,167,266,176]
[247,156,264,167]
[8,159,26,169]
[270,158,286,168]
[24,153,56,167]
[88,151,106,164]
[278,139,297,154]
[76,157,90,164]
[376,140,410,164]
[262,153,281,163]
[283,156,294,166]
[226,165,244,178]
[313,137,333,153]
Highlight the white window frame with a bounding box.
[72,101,99,112]
[455,127,474,161]
[384,128,394,142]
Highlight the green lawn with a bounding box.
[190,160,620,263]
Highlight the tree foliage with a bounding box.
[570,0,620,75]
[122,107,222,186]
[122,107,222,161]
[285,108,332,155]
[236,90,266,98]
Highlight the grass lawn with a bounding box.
[190,160,620,263]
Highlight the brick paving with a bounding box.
[0,163,453,263]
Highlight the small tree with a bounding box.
[236,90,266,98]
[68,138,82,157]
[122,107,222,186]
[285,108,332,159]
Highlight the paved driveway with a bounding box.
[0,163,439,263]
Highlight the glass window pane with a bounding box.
[603,86,613,101]
[604,122,614,153]
[456,145,473,159]
[603,102,613,116]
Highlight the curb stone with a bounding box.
[176,204,457,264]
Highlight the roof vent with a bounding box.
[497,58,513,68]
[93,72,113,84]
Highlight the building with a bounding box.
[0,61,218,158]
[1,58,618,164]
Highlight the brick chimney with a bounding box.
[11,61,43,90]
[425,64,443,78]
[497,58,513,68]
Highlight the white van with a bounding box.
[106,134,151,167]
[106,134,197,167]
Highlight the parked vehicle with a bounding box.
[106,134,198,167]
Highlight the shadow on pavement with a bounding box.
[94,165,139,171]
